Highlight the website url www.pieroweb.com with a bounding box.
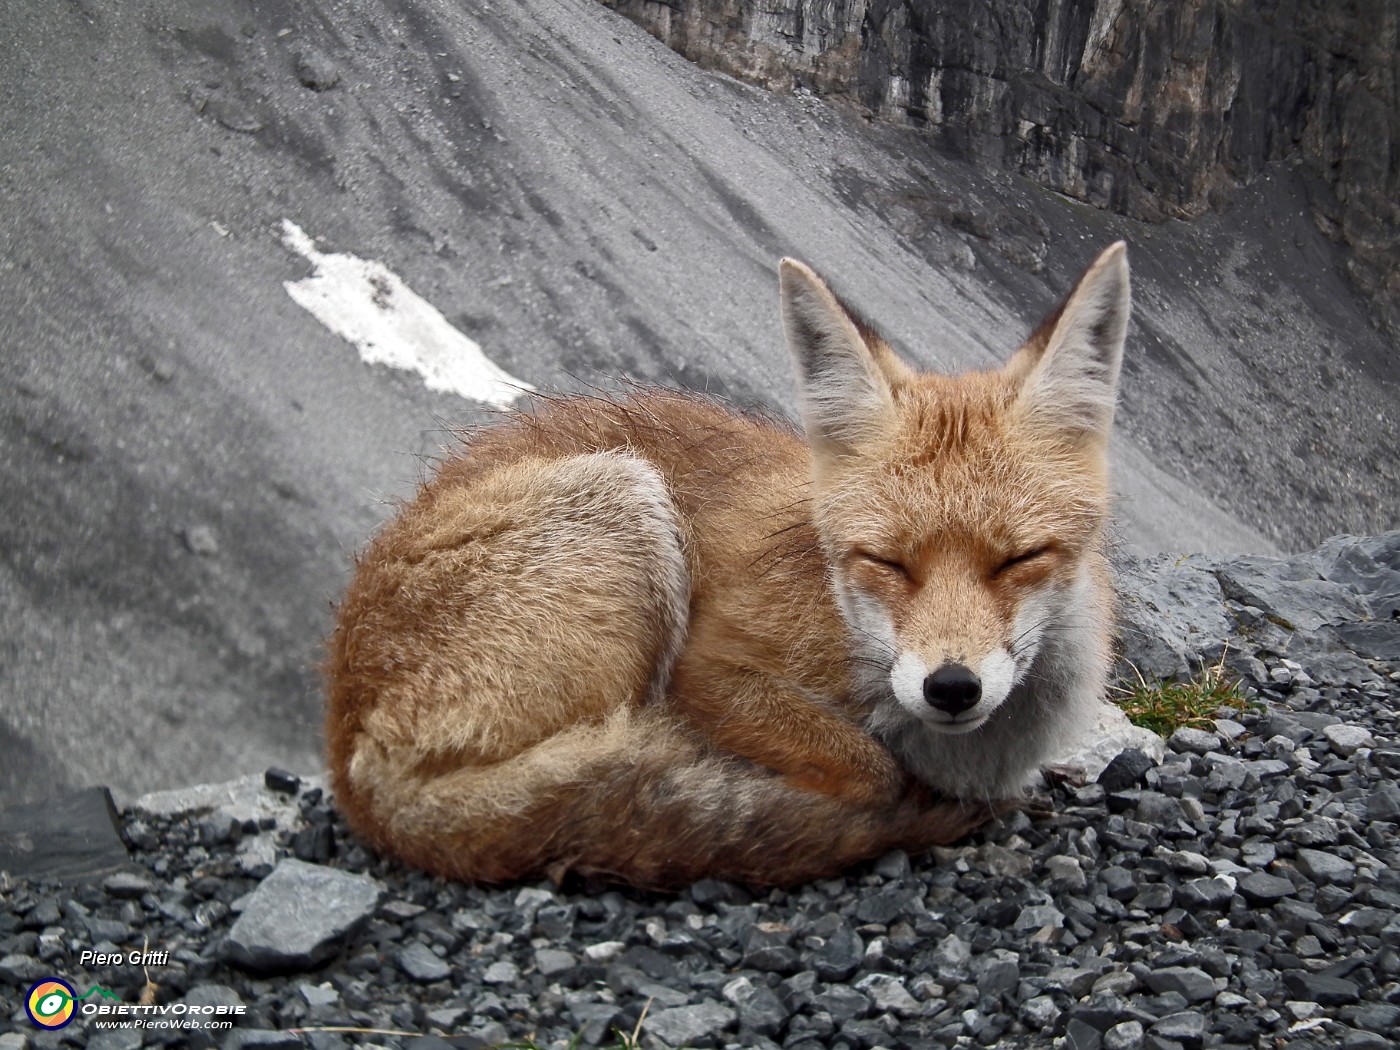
[86,1001,245,1031]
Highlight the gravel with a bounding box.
[0,532,1397,1048]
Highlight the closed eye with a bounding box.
[855,550,911,580]
[995,545,1053,575]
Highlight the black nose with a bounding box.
[923,663,981,715]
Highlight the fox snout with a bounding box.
[922,662,981,714]
[889,643,1018,733]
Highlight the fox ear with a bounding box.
[780,259,907,454]
[1013,241,1130,442]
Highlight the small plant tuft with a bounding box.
[1112,648,1251,737]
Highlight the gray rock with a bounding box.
[102,872,155,899]
[811,920,863,981]
[299,982,339,1008]
[398,942,451,982]
[482,960,519,984]
[1176,876,1236,909]
[1295,847,1356,886]
[724,978,789,1036]
[1168,726,1221,755]
[1014,903,1066,932]
[854,973,920,1017]
[1238,871,1296,904]
[1150,1010,1206,1046]
[928,932,971,976]
[1104,1020,1145,1050]
[1282,970,1361,1005]
[221,859,381,973]
[1045,854,1088,891]
[1261,709,1341,742]
[973,952,1021,998]
[0,954,45,983]
[1324,723,1376,756]
[1367,784,1400,823]
[1064,1017,1104,1050]
[1143,966,1216,1002]
[1342,1031,1393,1050]
[533,947,576,977]
[642,1002,736,1047]
[1306,650,1383,686]
[1135,792,1185,826]
[1213,555,1371,633]
[186,984,244,1010]
[1115,554,1233,680]
[812,984,871,1023]
[568,1003,623,1046]
[1021,994,1061,1030]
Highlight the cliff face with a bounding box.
[601,0,1399,327]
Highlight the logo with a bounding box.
[25,979,120,1028]
[27,979,78,1029]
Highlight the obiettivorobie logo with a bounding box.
[25,974,248,1031]
[25,979,121,1028]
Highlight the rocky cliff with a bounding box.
[600,0,1400,331]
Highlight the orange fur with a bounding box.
[325,245,1131,888]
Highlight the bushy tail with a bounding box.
[333,706,994,890]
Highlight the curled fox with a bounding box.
[326,243,1130,888]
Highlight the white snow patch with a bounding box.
[279,219,532,407]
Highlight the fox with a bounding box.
[325,242,1130,889]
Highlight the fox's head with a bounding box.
[780,244,1129,738]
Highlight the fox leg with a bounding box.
[668,641,905,806]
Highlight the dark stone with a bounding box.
[1099,749,1155,791]
[1282,970,1361,1006]
[811,920,864,981]
[0,787,134,882]
[1367,784,1400,823]
[1176,877,1235,910]
[1237,872,1296,904]
[736,984,790,1036]
[1144,966,1215,1003]
[263,768,301,795]
[293,825,335,864]
[102,872,155,899]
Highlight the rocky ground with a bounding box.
[1,532,1397,1050]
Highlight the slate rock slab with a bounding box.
[0,786,134,882]
[221,858,382,973]
[1212,554,1371,633]
[1114,553,1233,679]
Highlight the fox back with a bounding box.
[325,244,1130,887]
